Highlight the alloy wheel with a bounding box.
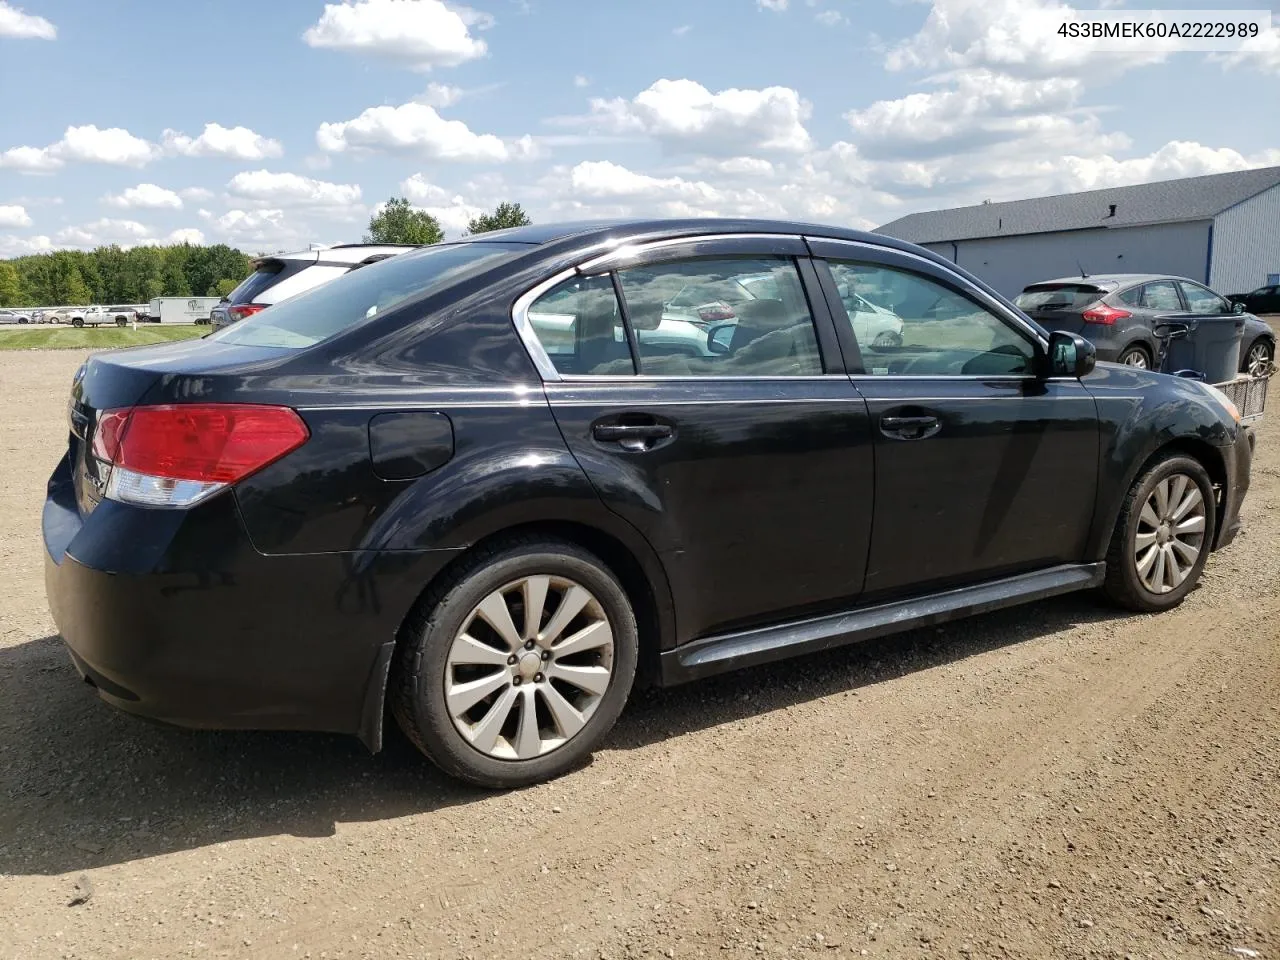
[1133,473,1206,595]
[1246,342,1271,377]
[444,575,615,760]
[1122,350,1149,368]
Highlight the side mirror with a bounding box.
[705,321,736,355]
[1046,330,1095,378]
[1232,301,1245,314]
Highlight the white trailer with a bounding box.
[147,297,223,324]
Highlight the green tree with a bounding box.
[0,262,23,306]
[365,197,443,245]
[161,245,193,296]
[466,201,531,235]
[214,277,239,297]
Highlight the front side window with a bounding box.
[1139,281,1182,311]
[827,260,1035,376]
[210,242,525,349]
[615,257,823,377]
[1177,281,1230,314]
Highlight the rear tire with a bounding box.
[1117,344,1151,369]
[1243,338,1273,376]
[72,318,84,328]
[115,317,127,327]
[391,537,638,789]
[1102,454,1215,612]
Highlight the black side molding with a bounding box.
[659,563,1106,685]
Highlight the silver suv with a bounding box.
[210,243,418,331]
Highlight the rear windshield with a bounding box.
[208,243,526,349]
[1014,284,1105,312]
[224,259,291,305]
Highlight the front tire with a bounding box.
[391,538,638,788]
[1243,338,1273,376]
[1103,454,1215,612]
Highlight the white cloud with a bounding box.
[200,208,286,233]
[103,183,184,210]
[180,186,215,201]
[167,228,206,245]
[696,156,776,177]
[302,0,489,71]
[570,160,723,203]
[0,1,55,39]
[316,102,523,162]
[0,125,158,171]
[885,0,1165,78]
[162,123,283,160]
[0,234,53,257]
[672,24,692,37]
[815,9,845,26]
[53,218,153,248]
[0,204,32,227]
[845,71,1094,159]
[573,75,591,88]
[1050,142,1280,193]
[416,82,465,107]
[227,170,363,207]
[399,174,484,234]
[1213,24,1280,74]
[758,0,788,10]
[580,78,812,155]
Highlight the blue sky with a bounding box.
[1,0,1277,256]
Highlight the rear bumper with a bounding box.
[1213,425,1253,550]
[43,454,461,747]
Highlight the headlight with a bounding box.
[1199,381,1241,424]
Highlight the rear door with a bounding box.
[808,238,1100,601]
[522,237,876,640]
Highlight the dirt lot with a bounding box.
[1,349,1276,960]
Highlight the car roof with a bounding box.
[1027,273,1196,288]
[450,217,899,248]
[263,243,421,266]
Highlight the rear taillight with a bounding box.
[697,303,736,323]
[227,303,266,322]
[93,404,309,507]
[1081,302,1131,325]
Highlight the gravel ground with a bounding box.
[1,349,1276,960]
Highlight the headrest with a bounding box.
[733,298,788,328]
[576,292,619,338]
[625,293,664,331]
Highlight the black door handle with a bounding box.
[592,422,674,452]
[880,414,941,440]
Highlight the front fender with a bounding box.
[1082,363,1240,559]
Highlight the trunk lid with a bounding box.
[1014,282,1110,335]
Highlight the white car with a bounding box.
[836,284,905,347]
[81,305,138,327]
[0,309,33,324]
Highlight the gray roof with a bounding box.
[876,166,1280,244]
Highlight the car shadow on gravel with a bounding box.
[0,592,1125,877]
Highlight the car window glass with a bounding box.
[210,243,525,349]
[1178,281,1228,314]
[827,260,1035,376]
[615,257,823,377]
[1119,286,1143,307]
[1140,281,1182,311]
[1014,284,1105,311]
[526,274,633,375]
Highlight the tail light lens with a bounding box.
[1081,302,1131,325]
[92,404,309,507]
[227,303,266,322]
[697,303,736,323]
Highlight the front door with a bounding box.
[809,240,1100,601]
[523,241,875,640]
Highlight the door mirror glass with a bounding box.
[1232,301,1246,314]
[1047,330,1095,378]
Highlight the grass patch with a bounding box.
[0,325,209,350]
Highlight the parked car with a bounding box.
[0,309,32,324]
[45,219,1254,789]
[45,307,86,326]
[209,243,418,331]
[1015,274,1275,375]
[1228,284,1280,316]
[81,305,138,327]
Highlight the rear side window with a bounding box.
[526,275,633,375]
[1139,281,1182,311]
[1014,284,1105,312]
[1119,286,1144,306]
[210,243,525,349]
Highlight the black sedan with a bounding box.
[1229,284,1280,317]
[44,219,1254,788]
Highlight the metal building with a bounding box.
[876,166,1280,298]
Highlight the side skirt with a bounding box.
[659,563,1106,685]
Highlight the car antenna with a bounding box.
[1077,259,1089,279]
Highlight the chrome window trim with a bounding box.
[806,236,1050,350]
[575,233,803,274]
[511,265,585,383]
